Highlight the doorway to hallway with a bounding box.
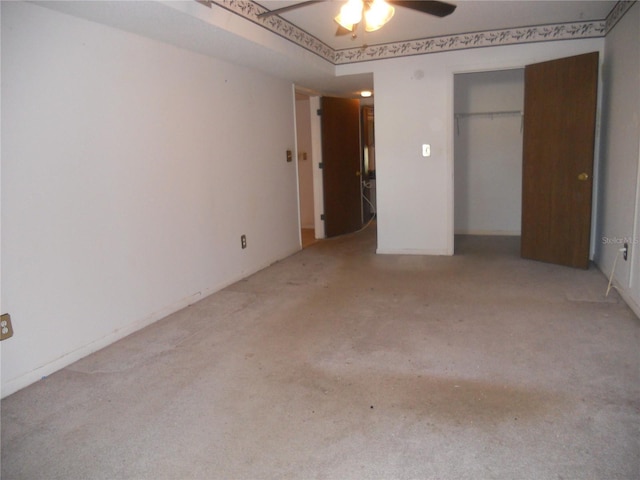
[295,91,377,248]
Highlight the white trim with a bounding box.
[0,247,299,399]
[454,230,521,236]
[292,84,303,249]
[376,248,450,255]
[309,96,325,239]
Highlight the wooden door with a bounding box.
[521,52,599,269]
[321,96,362,237]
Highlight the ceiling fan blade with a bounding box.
[390,1,456,18]
[257,0,324,19]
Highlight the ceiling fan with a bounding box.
[257,0,456,37]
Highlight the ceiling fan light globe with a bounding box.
[363,20,383,32]
[364,0,394,32]
[335,21,356,32]
[335,0,363,29]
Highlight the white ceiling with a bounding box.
[36,1,618,97]
[254,0,617,50]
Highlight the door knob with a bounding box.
[578,172,589,181]
[356,171,361,177]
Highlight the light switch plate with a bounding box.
[422,144,431,157]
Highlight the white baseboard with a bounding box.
[1,247,300,399]
[454,230,521,236]
[1,291,202,398]
[376,247,452,255]
[617,287,640,319]
[594,264,640,320]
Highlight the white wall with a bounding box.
[596,3,640,317]
[1,2,299,396]
[295,96,314,228]
[0,1,3,390]
[454,69,524,235]
[338,38,604,255]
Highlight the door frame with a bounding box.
[309,96,326,239]
[292,91,325,241]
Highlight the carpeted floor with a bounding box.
[2,228,639,479]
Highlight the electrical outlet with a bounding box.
[241,234,247,249]
[1,314,14,341]
[623,242,628,261]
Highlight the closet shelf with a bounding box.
[454,110,524,134]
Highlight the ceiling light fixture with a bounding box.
[364,0,395,32]
[335,0,395,33]
[335,0,363,32]
[360,90,373,98]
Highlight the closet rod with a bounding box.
[454,110,524,135]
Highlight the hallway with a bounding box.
[301,228,318,248]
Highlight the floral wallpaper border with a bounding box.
[208,0,635,65]
[211,0,335,62]
[333,21,605,64]
[605,1,636,33]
